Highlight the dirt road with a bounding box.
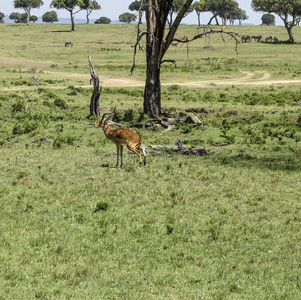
[2,71,301,91]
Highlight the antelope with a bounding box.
[94,113,146,168]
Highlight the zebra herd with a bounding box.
[241,35,279,43]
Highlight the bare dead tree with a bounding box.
[88,55,102,116]
[25,74,39,113]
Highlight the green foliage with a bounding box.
[262,13,275,26]
[14,0,44,9]
[53,98,67,109]
[42,11,58,23]
[94,201,110,213]
[30,15,38,23]
[95,16,111,24]
[11,100,25,113]
[12,120,39,135]
[119,12,137,23]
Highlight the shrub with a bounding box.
[11,100,25,113]
[94,201,110,213]
[53,98,67,109]
[12,120,38,135]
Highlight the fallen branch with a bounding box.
[148,140,207,156]
[105,112,204,135]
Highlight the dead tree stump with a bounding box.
[88,55,102,116]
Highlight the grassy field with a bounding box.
[0,23,301,299]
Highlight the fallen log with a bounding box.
[148,140,207,156]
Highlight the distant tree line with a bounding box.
[2,0,301,42]
[127,0,248,26]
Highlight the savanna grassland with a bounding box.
[0,23,301,299]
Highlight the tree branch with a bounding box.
[163,0,194,56]
[25,74,39,113]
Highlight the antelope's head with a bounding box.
[94,113,112,128]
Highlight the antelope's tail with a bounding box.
[137,142,147,156]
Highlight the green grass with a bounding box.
[0,23,301,299]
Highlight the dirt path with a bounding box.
[2,71,301,91]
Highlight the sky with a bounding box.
[1,0,282,26]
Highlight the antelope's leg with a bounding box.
[120,145,123,167]
[138,152,142,168]
[127,144,142,168]
[116,145,119,167]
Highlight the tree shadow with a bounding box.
[48,30,72,33]
[212,153,301,171]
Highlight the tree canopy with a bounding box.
[95,16,111,24]
[252,0,301,42]
[9,12,28,23]
[261,13,275,25]
[42,11,58,23]
[80,0,101,24]
[119,12,137,23]
[0,12,5,23]
[14,0,44,25]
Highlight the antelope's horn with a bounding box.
[100,112,113,122]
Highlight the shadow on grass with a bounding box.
[49,30,72,33]
[213,153,301,171]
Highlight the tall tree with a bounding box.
[131,0,239,116]
[119,12,137,23]
[226,7,248,25]
[193,0,206,26]
[50,0,85,31]
[129,0,146,23]
[167,0,193,28]
[14,0,44,26]
[252,0,301,42]
[42,11,58,23]
[81,0,101,24]
[205,0,238,26]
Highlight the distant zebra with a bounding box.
[273,37,279,43]
[65,41,73,47]
[265,36,273,42]
[241,35,251,42]
[252,35,262,42]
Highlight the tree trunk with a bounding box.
[70,11,75,31]
[25,8,30,26]
[207,15,214,25]
[144,62,161,116]
[286,24,294,43]
[143,0,172,117]
[142,0,193,116]
[196,11,201,26]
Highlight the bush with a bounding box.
[95,17,111,24]
[12,120,38,135]
[53,98,67,109]
[11,100,25,113]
